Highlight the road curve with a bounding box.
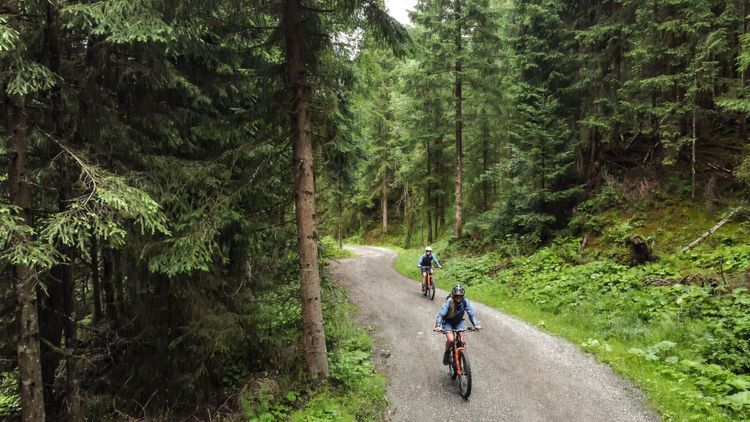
[330,245,660,422]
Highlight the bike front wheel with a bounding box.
[429,278,436,300]
[458,350,472,399]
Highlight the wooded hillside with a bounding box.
[339,0,750,250]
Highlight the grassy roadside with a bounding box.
[234,289,387,422]
[387,237,750,422]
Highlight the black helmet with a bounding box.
[451,284,465,296]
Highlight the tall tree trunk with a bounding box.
[481,119,490,211]
[40,253,63,416]
[39,2,66,413]
[4,3,45,416]
[283,0,328,379]
[90,233,102,324]
[6,91,47,422]
[381,175,388,234]
[58,166,80,422]
[113,249,124,318]
[742,0,748,139]
[337,179,343,249]
[52,160,81,421]
[404,184,414,249]
[103,249,116,320]
[434,195,439,241]
[426,143,433,244]
[692,101,697,199]
[454,0,464,239]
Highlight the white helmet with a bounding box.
[425,246,432,252]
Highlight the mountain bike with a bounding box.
[438,327,477,399]
[420,265,436,300]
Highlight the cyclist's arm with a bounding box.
[435,300,450,327]
[432,255,442,268]
[417,255,423,267]
[465,299,480,327]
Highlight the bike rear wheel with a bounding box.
[458,350,472,399]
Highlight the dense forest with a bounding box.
[3,0,750,420]
[0,0,402,420]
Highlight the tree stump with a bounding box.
[628,235,656,265]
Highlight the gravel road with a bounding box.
[330,245,660,422]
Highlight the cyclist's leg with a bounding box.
[443,327,454,364]
[445,330,455,349]
[443,323,457,352]
[456,320,467,343]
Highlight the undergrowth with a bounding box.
[231,275,386,421]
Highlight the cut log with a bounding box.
[628,235,656,265]
[681,207,741,252]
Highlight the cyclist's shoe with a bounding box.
[421,282,426,292]
[443,351,450,365]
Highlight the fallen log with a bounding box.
[681,207,742,252]
[644,274,719,288]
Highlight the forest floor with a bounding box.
[332,245,658,422]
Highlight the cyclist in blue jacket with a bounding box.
[417,246,442,291]
[434,284,481,364]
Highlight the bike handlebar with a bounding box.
[435,327,479,333]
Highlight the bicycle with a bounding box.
[437,327,477,399]
[420,265,436,300]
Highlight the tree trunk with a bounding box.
[58,166,80,422]
[381,175,388,234]
[53,162,80,421]
[481,119,490,211]
[742,1,748,139]
[434,196,439,241]
[113,250,124,318]
[283,0,328,379]
[6,92,46,421]
[453,0,464,239]
[38,3,67,413]
[40,254,64,415]
[691,98,697,199]
[426,142,433,244]
[103,249,116,320]
[337,179,343,249]
[404,185,414,249]
[90,233,102,324]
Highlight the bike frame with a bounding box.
[442,328,476,376]
[421,266,433,289]
[452,332,466,376]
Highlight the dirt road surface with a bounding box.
[330,245,660,422]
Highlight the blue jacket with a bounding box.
[435,297,478,327]
[417,253,441,268]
